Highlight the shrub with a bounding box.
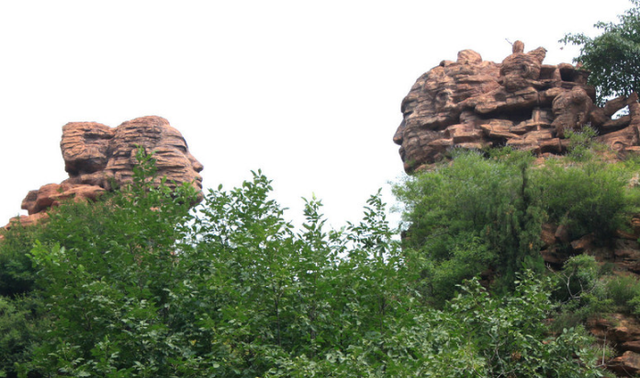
[394,149,546,302]
[606,274,640,312]
[550,255,611,331]
[395,142,640,307]
[0,295,46,378]
[0,224,41,298]
[565,125,598,162]
[533,158,631,240]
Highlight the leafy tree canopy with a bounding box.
[561,0,640,104]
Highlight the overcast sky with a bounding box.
[0,0,632,230]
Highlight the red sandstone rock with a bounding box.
[609,351,640,376]
[394,41,640,173]
[102,116,203,194]
[540,223,558,248]
[555,224,571,244]
[617,229,638,241]
[5,213,50,230]
[571,233,595,253]
[622,340,640,354]
[2,116,203,230]
[610,239,640,274]
[61,122,114,176]
[50,185,106,203]
[552,86,594,138]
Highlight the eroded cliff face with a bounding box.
[395,42,640,376]
[393,41,640,173]
[4,116,203,230]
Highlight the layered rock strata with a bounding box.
[4,116,203,230]
[394,41,640,173]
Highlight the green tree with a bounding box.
[561,0,640,104]
[394,147,638,305]
[532,158,630,240]
[21,149,199,376]
[0,150,612,376]
[267,272,611,378]
[393,150,546,304]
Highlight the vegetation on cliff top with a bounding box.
[394,134,640,307]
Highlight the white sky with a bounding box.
[0,0,632,230]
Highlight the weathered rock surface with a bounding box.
[527,220,640,377]
[394,41,640,173]
[587,314,640,376]
[4,116,203,230]
[609,351,640,376]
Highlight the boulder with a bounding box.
[2,116,203,230]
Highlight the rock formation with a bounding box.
[394,42,640,375]
[394,41,640,173]
[4,116,203,230]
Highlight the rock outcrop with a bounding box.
[4,116,203,230]
[394,41,640,173]
[394,42,640,376]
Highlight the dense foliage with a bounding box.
[394,150,545,303]
[394,140,638,305]
[561,0,640,104]
[0,148,614,377]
